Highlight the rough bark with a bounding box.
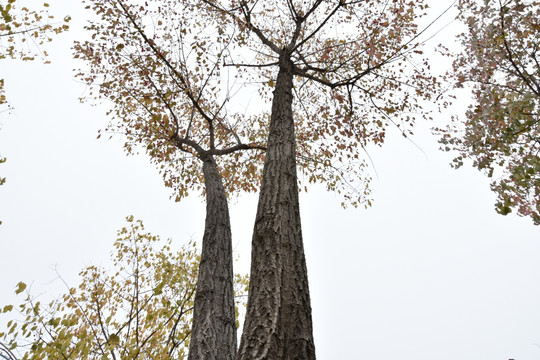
[237,52,316,360]
[188,155,237,360]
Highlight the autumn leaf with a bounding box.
[15,282,26,294]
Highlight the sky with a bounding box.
[0,1,539,359]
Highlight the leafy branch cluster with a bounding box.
[0,0,70,106]
[439,0,539,223]
[0,1,69,227]
[0,0,70,61]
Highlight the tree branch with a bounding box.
[200,0,281,54]
[211,143,266,156]
[291,0,344,53]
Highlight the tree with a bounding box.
[439,0,539,224]
[0,216,249,360]
[76,1,440,358]
[188,1,439,358]
[74,1,267,359]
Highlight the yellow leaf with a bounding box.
[15,282,26,294]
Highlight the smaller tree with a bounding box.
[0,216,248,360]
[439,0,539,224]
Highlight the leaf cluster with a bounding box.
[0,0,70,110]
[0,1,70,62]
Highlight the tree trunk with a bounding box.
[188,155,237,360]
[237,53,316,360]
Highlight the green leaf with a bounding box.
[108,333,120,345]
[153,282,165,295]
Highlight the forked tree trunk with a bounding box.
[188,155,237,360]
[237,53,316,360]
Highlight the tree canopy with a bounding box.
[75,0,267,202]
[439,0,539,224]
[75,0,440,208]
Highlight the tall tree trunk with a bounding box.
[237,53,316,360]
[188,154,237,360]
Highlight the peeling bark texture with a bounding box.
[237,52,316,360]
[188,155,237,360]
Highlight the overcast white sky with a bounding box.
[1,1,539,359]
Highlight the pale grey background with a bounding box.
[0,1,539,359]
